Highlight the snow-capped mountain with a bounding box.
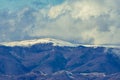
[0,38,120,80]
[0,38,78,47]
[0,38,119,48]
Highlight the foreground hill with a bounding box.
[0,38,120,80]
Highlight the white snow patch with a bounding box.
[80,72,106,77]
[0,38,78,47]
[0,38,120,48]
[82,44,120,48]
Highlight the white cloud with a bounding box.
[29,0,120,45]
[48,2,71,19]
[81,26,120,44]
[48,0,109,20]
[0,0,120,45]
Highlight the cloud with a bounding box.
[0,0,120,45]
[29,0,120,45]
[48,0,109,20]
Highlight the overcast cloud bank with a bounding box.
[0,0,120,45]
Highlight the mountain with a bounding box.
[0,38,120,80]
[0,38,78,47]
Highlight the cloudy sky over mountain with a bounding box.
[0,0,120,45]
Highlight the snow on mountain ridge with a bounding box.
[0,38,120,48]
[0,38,78,47]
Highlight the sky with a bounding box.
[0,0,120,45]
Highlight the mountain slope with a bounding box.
[0,38,120,80]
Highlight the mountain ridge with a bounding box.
[0,38,120,48]
[0,38,120,80]
[0,38,78,47]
